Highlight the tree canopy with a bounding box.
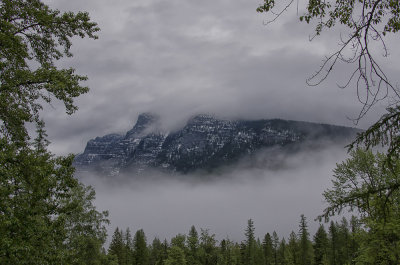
[0,0,99,144]
[320,149,400,263]
[0,1,107,263]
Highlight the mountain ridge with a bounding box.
[74,113,361,177]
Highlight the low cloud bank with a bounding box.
[80,143,349,244]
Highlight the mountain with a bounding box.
[74,113,360,177]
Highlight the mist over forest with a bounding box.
[3,0,400,264]
[79,142,349,244]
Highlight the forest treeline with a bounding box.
[1,0,400,264]
[104,216,359,265]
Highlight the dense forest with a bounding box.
[1,0,400,264]
[105,216,359,265]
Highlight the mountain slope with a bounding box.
[74,113,360,176]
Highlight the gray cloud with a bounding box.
[36,0,395,244]
[40,0,395,155]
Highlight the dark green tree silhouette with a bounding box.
[298,215,313,265]
[133,229,149,265]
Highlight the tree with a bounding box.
[321,149,400,264]
[0,0,107,263]
[186,225,200,265]
[164,246,187,265]
[124,228,134,265]
[61,183,109,264]
[298,215,313,265]
[171,234,186,250]
[199,228,218,265]
[276,238,288,265]
[108,228,125,264]
[287,231,299,265]
[255,239,266,265]
[328,221,338,265]
[0,0,99,144]
[272,231,280,265]
[336,218,351,264]
[313,225,329,265]
[349,216,361,263]
[244,219,256,265]
[0,132,109,264]
[262,233,274,265]
[149,237,163,265]
[133,229,149,265]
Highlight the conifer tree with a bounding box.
[328,221,338,265]
[272,231,280,265]
[336,218,351,265]
[349,216,360,263]
[287,231,299,265]
[263,233,274,265]
[125,228,134,265]
[219,239,229,265]
[199,228,218,265]
[149,237,163,265]
[255,239,266,265]
[313,225,329,265]
[277,238,288,265]
[109,228,125,264]
[187,226,200,265]
[133,229,149,265]
[244,219,256,265]
[298,215,313,265]
[164,246,187,265]
[171,234,186,250]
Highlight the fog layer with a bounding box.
[81,143,349,243]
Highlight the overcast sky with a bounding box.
[40,0,399,156]
[37,0,400,243]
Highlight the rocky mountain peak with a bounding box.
[125,112,159,138]
[74,113,360,177]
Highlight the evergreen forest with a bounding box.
[1,0,400,264]
[105,216,361,265]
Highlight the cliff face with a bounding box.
[74,113,359,176]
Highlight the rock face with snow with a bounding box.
[74,113,359,176]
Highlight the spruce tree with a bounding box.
[125,228,134,265]
[199,229,218,265]
[263,233,274,265]
[109,228,125,264]
[164,246,187,265]
[298,215,313,265]
[187,225,200,265]
[277,238,288,265]
[149,237,163,265]
[313,225,329,265]
[328,221,338,265]
[255,239,266,265]
[133,229,149,265]
[171,234,186,250]
[337,218,351,264]
[272,231,279,265]
[287,231,299,265]
[349,216,360,263]
[244,219,256,265]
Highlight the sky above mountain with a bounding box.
[41,0,399,156]
[38,0,400,244]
